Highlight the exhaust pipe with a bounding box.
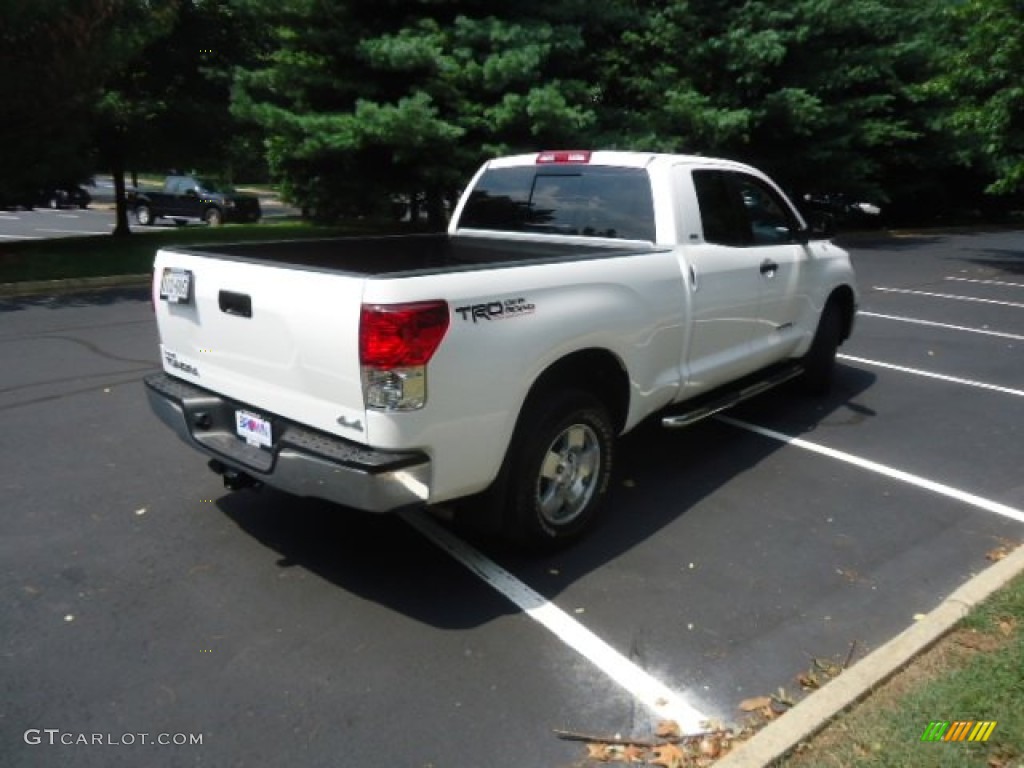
[208,459,262,491]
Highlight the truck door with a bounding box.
[679,169,765,393]
[726,172,810,369]
[164,177,189,217]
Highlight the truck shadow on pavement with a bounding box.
[218,364,876,629]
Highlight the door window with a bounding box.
[693,170,800,246]
[732,174,800,245]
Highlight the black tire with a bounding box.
[504,390,615,548]
[203,207,223,226]
[800,303,842,395]
[135,204,153,226]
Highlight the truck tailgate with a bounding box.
[153,247,368,443]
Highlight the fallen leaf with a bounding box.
[586,743,612,761]
[699,735,722,758]
[649,743,686,768]
[655,720,681,740]
[739,696,772,712]
[797,671,819,690]
[986,547,1009,562]
[622,744,647,763]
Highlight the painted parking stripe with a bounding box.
[946,276,1024,289]
[858,312,1024,341]
[873,286,1024,309]
[399,508,713,733]
[838,354,1024,398]
[716,416,1024,525]
[34,228,111,236]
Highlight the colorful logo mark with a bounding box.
[920,721,997,742]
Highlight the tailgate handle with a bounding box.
[218,290,252,318]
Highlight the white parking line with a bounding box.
[839,354,1024,398]
[399,508,713,733]
[34,228,111,236]
[873,286,1024,309]
[716,416,1024,525]
[946,276,1024,289]
[858,312,1024,341]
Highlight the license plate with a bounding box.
[159,267,193,304]
[235,410,272,448]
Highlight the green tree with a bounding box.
[233,0,602,223]
[598,0,947,200]
[99,0,271,234]
[928,0,1024,194]
[0,0,141,203]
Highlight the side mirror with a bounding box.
[185,189,198,198]
[804,213,836,240]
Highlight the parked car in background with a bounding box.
[131,176,261,226]
[799,192,883,230]
[37,185,91,209]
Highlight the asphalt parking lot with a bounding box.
[2,230,1022,767]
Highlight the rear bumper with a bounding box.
[144,373,430,512]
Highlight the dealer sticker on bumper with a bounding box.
[235,410,272,448]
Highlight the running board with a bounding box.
[661,363,804,428]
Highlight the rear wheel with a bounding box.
[800,303,842,395]
[203,207,223,226]
[504,391,614,549]
[135,205,153,226]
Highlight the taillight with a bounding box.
[536,150,592,164]
[359,301,449,410]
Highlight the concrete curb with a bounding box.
[0,274,150,298]
[716,543,1024,767]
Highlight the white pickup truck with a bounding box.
[145,150,857,547]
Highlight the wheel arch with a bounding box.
[520,348,631,435]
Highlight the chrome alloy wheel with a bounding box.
[535,423,602,527]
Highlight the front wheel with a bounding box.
[800,303,842,395]
[203,207,223,226]
[135,204,153,226]
[505,391,615,548]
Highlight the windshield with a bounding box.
[460,165,656,241]
[196,178,234,193]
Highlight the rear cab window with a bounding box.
[459,165,656,242]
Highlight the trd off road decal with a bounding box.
[455,297,535,323]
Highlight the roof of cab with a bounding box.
[486,150,757,173]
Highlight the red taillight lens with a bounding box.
[359,301,450,369]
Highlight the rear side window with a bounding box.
[460,166,656,241]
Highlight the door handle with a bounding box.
[689,264,699,291]
[218,290,252,318]
[760,259,779,277]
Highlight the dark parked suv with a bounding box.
[132,176,261,226]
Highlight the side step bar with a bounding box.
[661,363,804,429]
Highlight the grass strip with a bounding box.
[780,571,1023,767]
[0,221,391,284]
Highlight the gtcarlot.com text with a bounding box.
[24,729,203,746]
